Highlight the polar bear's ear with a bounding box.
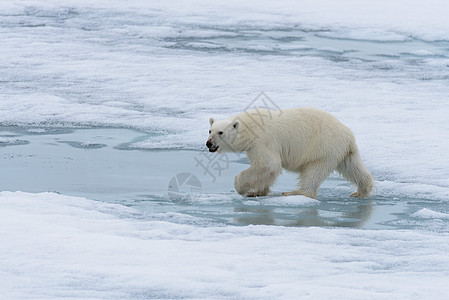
[209,117,215,126]
[232,120,239,129]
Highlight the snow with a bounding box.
[1,191,449,299]
[2,0,449,298]
[413,208,449,220]
[0,137,28,146]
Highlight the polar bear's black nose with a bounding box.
[206,140,213,148]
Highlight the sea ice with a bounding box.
[1,191,449,299]
[413,208,449,220]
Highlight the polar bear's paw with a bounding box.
[350,191,370,198]
[246,188,270,197]
[282,190,316,199]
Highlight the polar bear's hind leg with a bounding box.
[282,160,335,199]
[337,150,374,198]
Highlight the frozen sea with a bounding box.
[1,0,449,299]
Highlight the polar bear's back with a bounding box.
[235,108,356,171]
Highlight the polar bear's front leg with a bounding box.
[234,166,279,197]
[234,172,250,196]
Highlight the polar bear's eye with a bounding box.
[208,130,211,134]
[218,131,223,135]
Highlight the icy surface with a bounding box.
[1,191,449,299]
[413,208,449,220]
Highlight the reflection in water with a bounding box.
[234,199,373,228]
[234,207,276,226]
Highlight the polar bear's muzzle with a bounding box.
[206,140,219,152]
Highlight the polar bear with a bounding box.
[206,108,374,198]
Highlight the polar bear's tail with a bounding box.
[337,148,374,198]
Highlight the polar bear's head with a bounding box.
[206,117,239,153]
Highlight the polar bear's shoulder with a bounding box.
[231,108,284,125]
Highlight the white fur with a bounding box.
[207,108,374,198]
